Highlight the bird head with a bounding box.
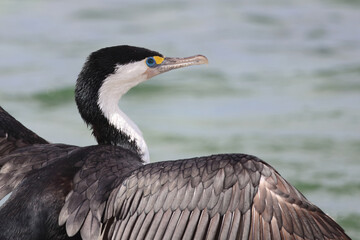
[75,45,208,161]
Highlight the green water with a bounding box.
[1,0,360,238]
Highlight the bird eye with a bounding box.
[146,57,156,67]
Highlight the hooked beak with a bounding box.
[158,55,208,73]
[146,55,208,78]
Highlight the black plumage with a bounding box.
[0,45,350,240]
[0,106,48,158]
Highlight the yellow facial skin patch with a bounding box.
[153,56,164,64]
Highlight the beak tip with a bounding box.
[196,55,209,65]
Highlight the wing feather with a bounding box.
[153,208,172,240]
[113,211,130,240]
[121,209,141,240]
[172,208,191,240]
[162,208,182,239]
[59,153,350,240]
[134,210,155,239]
[218,211,232,240]
[252,164,350,239]
[193,208,210,239]
[205,212,221,240]
[182,208,201,240]
[130,212,146,239]
[0,144,76,200]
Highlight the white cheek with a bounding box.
[100,61,148,98]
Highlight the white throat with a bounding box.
[97,61,150,163]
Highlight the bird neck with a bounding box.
[97,88,150,163]
[75,63,150,163]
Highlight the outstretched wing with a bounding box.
[251,166,348,239]
[0,106,61,201]
[0,144,77,200]
[0,106,48,158]
[103,154,260,240]
[60,153,349,240]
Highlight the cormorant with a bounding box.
[0,45,350,239]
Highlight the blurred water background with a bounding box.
[0,0,359,238]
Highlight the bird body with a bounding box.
[0,45,350,239]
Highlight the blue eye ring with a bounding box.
[146,57,156,67]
